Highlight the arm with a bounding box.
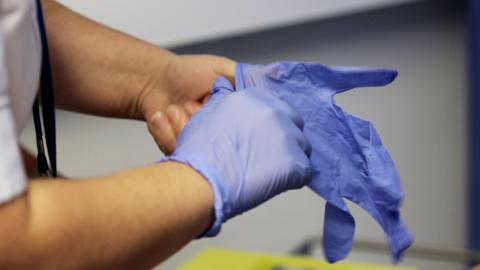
[19,145,40,178]
[42,0,235,121]
[0,76,310,270]
[0,162,213,270]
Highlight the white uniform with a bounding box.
[0,0,41,204]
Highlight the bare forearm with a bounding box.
[42,0,175,120]
[0,162,213,270]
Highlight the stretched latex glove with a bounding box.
[162,77,312,236]
[235,62,413,263]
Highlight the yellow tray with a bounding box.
[176,248,416,270]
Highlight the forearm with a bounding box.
[42,0,175,120]
[0,162,213,270]
[19,145,40,178]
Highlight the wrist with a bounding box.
[160,155,226,237]
[159,161,215,235]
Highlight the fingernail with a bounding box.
[151,112,165,130]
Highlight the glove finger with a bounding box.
[367,207,413,263]
[277,115,312,164]
[303,134,312,158]
[323,202,356,263]
[387,213,414,263]
[249,88,305,131]
[325,67,397,94]
[286,147,312,189]
[234,63,254,90]
[209,76,235,101]
[288,124,312,157]
[342,113,413,262]
[276,101,305,131]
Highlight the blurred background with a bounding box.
[20,0,477,269]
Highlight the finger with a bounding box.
[166,105,189,136]
[301,132,312,158]
[279,102,305,131]
[201,95,209,104]
[209,76,235,102]
[246,88,305,131]
[148,111,176,155]
[234,63,248,90]
[281,113,311,156]
[183,101,201,117]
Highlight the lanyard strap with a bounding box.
[33,0,57,177]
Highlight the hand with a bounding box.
[162,77,312,236]
[139,54,236,154]
[147,102,202,155]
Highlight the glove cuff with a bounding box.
[159,155,225,237]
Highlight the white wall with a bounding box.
[20,1,467,269]
[57,0,422,47]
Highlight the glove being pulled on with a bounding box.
[163,76,312,236]
[235,62,413,263]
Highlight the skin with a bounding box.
[0,162,214,270]
[3,0,236,269]
[42,0,234,154]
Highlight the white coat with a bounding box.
[0,0,41,204]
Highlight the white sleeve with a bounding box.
[0,28,27,205]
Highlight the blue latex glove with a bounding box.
[235,62,413,263]
[163,76,312,236]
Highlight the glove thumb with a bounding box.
[209,76,235,102]
[323,202,356,263]
[326,67,398,94]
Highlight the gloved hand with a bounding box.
[235,62,413,263]
[162,76,312,236]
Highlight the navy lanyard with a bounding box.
[33,0,57,177]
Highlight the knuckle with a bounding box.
[283,153,312,188]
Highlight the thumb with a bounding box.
[209,76,235,102]
[326,66,398,94]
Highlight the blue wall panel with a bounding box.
[469,0,480,253]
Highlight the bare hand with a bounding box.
[139,54,236,154]
[148,102,202,155]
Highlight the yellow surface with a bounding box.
[176,248,416,270]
